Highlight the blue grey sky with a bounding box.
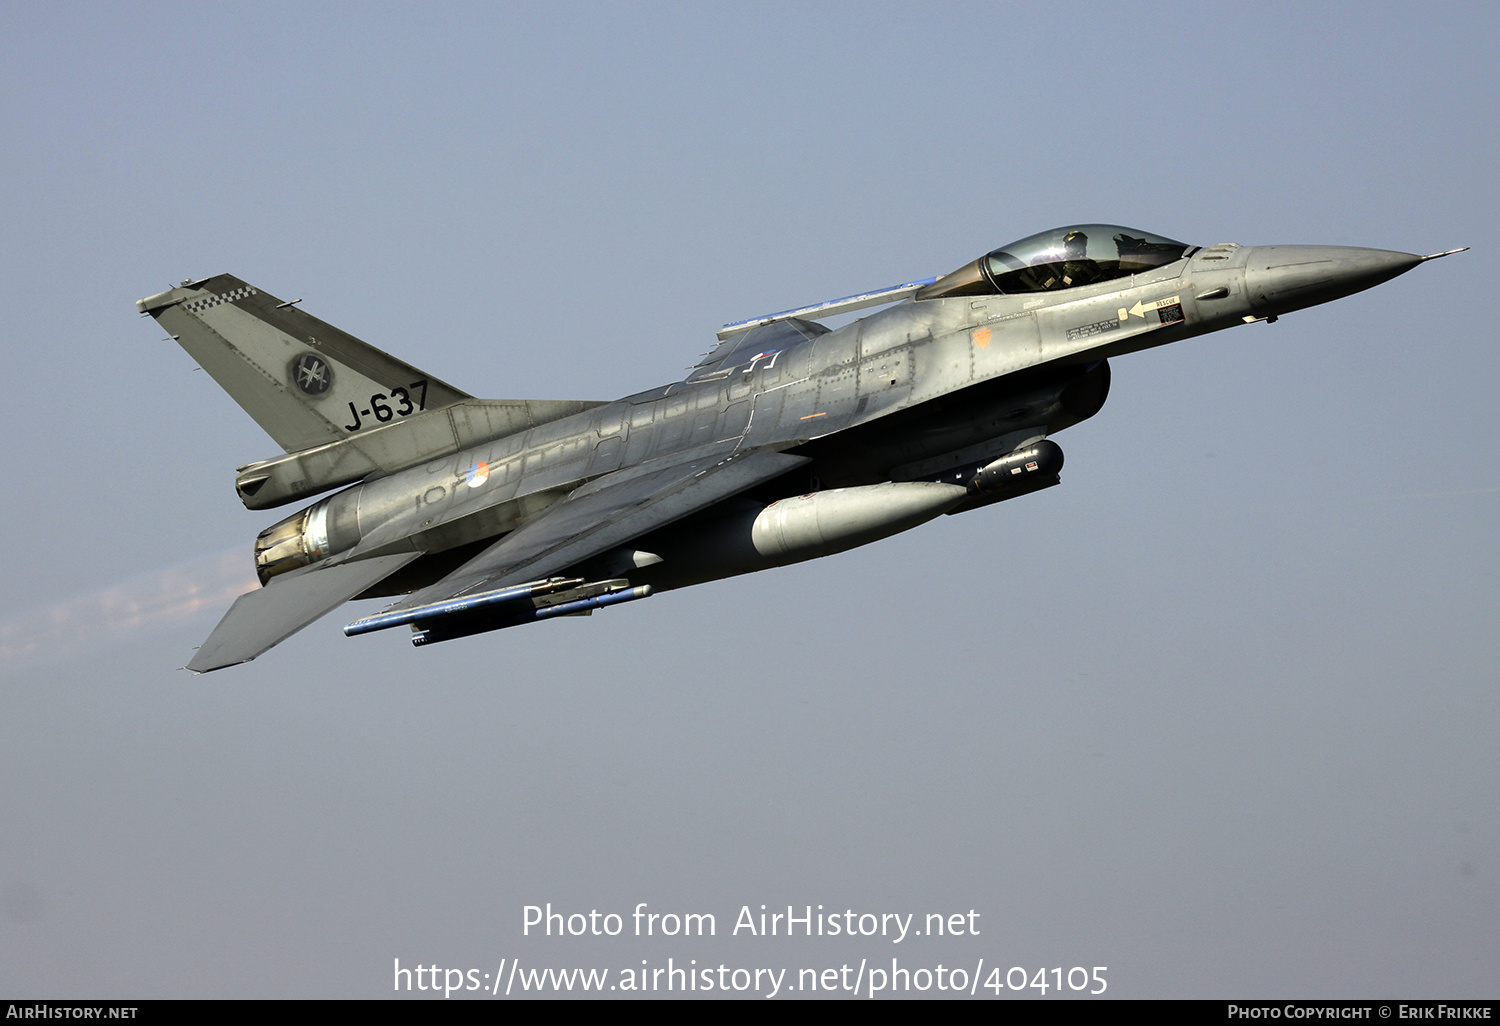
[0,1,1495,998]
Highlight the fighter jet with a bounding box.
[138,225,1464,672]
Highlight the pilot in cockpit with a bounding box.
[1057,229,1099,288]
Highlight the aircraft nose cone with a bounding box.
[1244,245,1422,317]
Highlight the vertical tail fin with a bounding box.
[138,274,470,453]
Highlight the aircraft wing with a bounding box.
[187,551,422,673]
[377,445,810,615]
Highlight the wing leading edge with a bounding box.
[365,445,811,627]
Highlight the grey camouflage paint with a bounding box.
[138,234,1452,671]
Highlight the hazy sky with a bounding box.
[1,1,1495,999]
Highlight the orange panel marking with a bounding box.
[972,327,991,349]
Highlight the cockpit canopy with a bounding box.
[917,224,1193,300]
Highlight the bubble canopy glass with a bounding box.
[917,224,1193,299]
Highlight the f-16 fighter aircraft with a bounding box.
[138,225,1464,672]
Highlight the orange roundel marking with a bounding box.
[972,327,991,349]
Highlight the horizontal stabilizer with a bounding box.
[187,552,420,673]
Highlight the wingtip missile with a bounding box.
[344,576,586,636]
[410,584,654,647]
[718,276,939,339]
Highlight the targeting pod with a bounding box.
[972,440,1064,496]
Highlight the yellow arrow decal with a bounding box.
[1127,295,1182,319]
